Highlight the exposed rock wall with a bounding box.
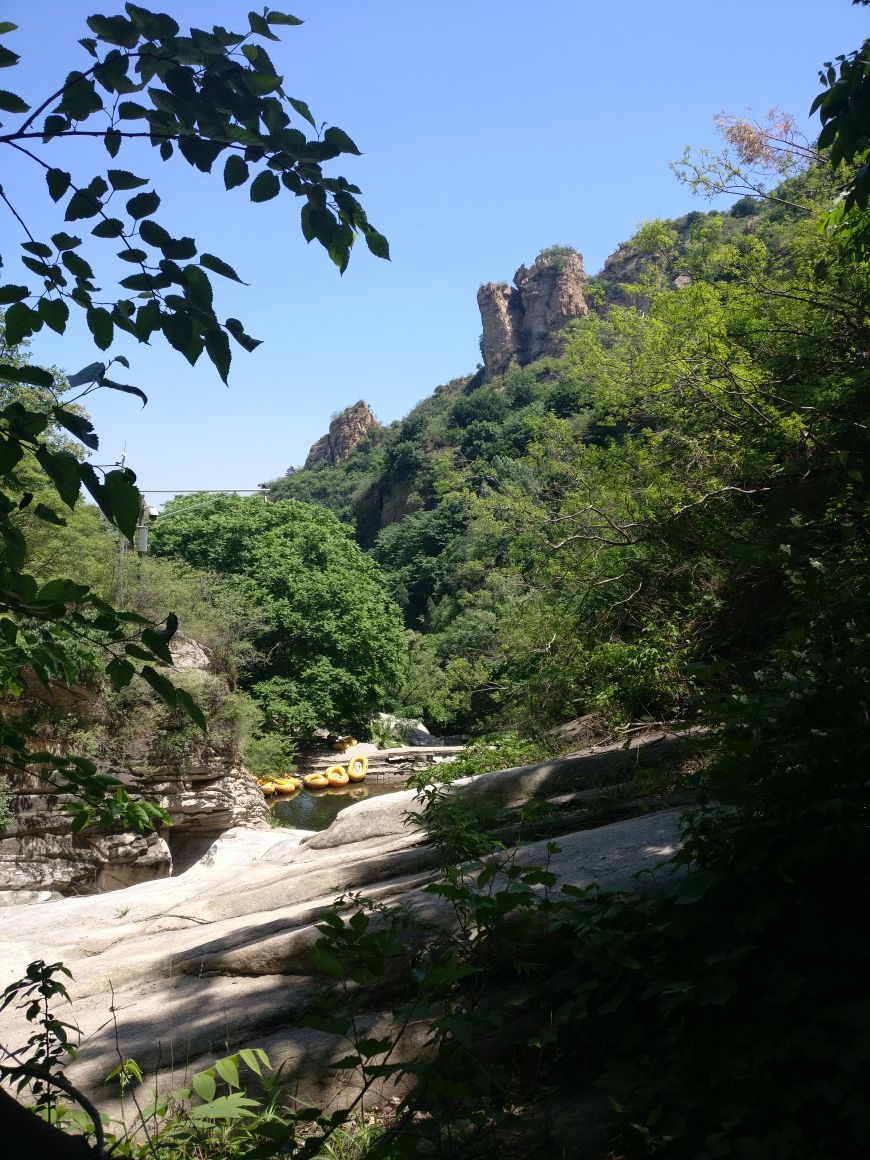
[304,400,380,468]
[476,281,524,380]
[0,745,269,905]
[477,248,589,381]
[0,636,269,905]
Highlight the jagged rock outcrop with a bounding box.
[304,400,380,468]
[477,248,589,382]
[477,281,524,381]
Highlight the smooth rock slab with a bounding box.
[0,734,691,1121]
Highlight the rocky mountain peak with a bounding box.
[477,246,589,382]
[304,400,380,469]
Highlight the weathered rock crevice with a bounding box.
[477,248,589,381]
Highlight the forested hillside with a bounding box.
[263,142,866,749]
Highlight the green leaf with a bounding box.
[138,219,172,249]
[214,1056,240,1088]
[106,656,135,689]
[63,250,94,279]
[0,23,18,34]
[288,96,316,127]
[0,89,28,113]
[52,407,99,450]
[0,362,53,388]
[192,1071,217,1103]
[224,317,262,352]
[161,310,193,355]
[46,168,71,202]
[0,285,29,304]
[0,44,19,67]
[205,327,231,383]
[108,169,149,190]
[118,101,149,119]
[35,448,81,508]
[323,126,361,156]
[92,217,126,238]
[87,306,114,350]
[51,232,81,251]
[22,241,52,258]
[266,11,303,25]
[188,1093,260,1122]
[57,71,103,120]
[101,378,148,407]
[141,627,174,665]
[223,154,249,190]
[104,127,121,156]
[104,468,140,538]
[37,297,70,334]
[37,577,89,603]
[248,11,281,40]
[4,301,41,345]
[364,226,390,260]
[250,170,279,202]
[140,664,177,708]
[161,236,197,260]
[183,264,213,307]
[175,686,206,730]
[33,504,66,526]
[42,114,70,139]
[238,1048,263,1076]
[65,188,103,221]
[0,433,24,474]
[126,190,160,219]
[199,253,246,284]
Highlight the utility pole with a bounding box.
[116,450,126,607]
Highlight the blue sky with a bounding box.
[4,1,867,501]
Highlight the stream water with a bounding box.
[270,779,405,831]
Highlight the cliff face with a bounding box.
[304,400,380,469]
[476,282,524,381]
[0,638,269,905]
[477,248,589,381]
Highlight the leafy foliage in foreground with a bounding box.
[0,5,385,824]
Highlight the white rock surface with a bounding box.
[0,733,694,1118]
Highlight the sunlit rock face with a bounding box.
[477,280,525,380]
[0,637,269,904]
[477,248,589,382]
[304,400,380,468]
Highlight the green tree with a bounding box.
[150,493,407,735]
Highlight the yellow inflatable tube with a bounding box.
[303,772,329,790]
[326,764,349,787]
[347,756,368,782]
[272,777,301,793]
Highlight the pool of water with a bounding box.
[270,780,405,831]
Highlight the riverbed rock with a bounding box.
[0,731,695,1123]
